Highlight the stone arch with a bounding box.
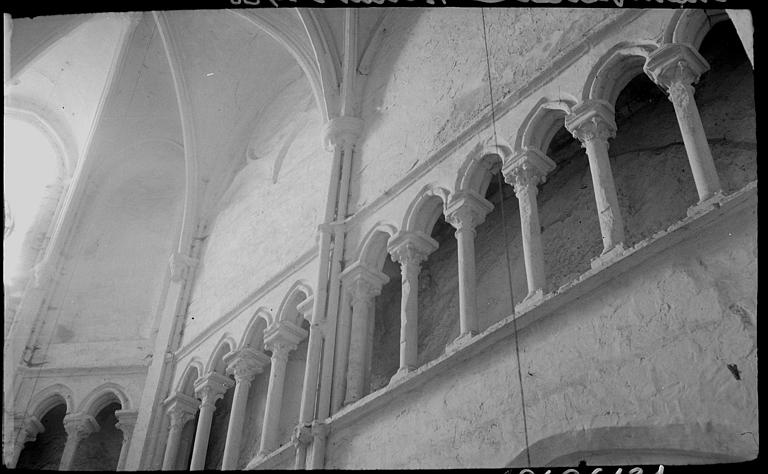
[356,223,398,270]
[667,9,730,51]
[27,384,75,419]
[514,96,578,156]
[275,281,313,326]
[455,138,513,197]
[4,98,76,177]
[205,335,237,375]
[582,42,658,107]
[77,383,130,415]
[177,360,204,396]
[239,307,273,351]
[401,185,450,236]
[506,423,756,467]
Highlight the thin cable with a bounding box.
[480,8,531,467]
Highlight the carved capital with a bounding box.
[114,410,138,441]
[224,347,271,383]
[444,190,494,233]
[14,415,44,447]
[163,392,198,427]
[296,295,314,323]
[644,43,710,91]
[63,414,99,441]
[194,373,234,408]
[264,320,306,359]
[340,263,390,302]
[502,147,556,196]
[169,252,198,282]
[322,116,364,151]
[387,232,438,267]
[565,100,617,146]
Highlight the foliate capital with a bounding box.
[114,410,138,439]
[644,43,710,91]
[387,232,438,266]
[224,348,271,383]
[14,415,44,446]
[169,251,198,282]
[322,116,364,151]
[503,148,556,196]
[340,263,390,301]
[444,190,494,232]
[565,100,617,146]
[264,320,307,358]
[63,414,99,441]
[194,373,234,407]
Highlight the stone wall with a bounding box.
[351,8,623,213]
[326,200,757,468]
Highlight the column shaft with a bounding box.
[221,379,251,470]
[583,137,625,252]
[59,437,80,471]
[189,401,216,470]
[345,295,372,403]
[258,351,289,456]
[516,184,546,296]
[399,261,420,371]
[669,81,721,201]
[161,422,184,470]
[455,227,478,336]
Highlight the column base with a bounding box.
[590,243,626,270]
[687,192,724,218]
[446,331,478,354]
[515,289,544,313]
[389,366,415,384]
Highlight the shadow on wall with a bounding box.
[71,402,123,471]
[16,404,67,470]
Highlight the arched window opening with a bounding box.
[370,256,402,393]
[696,20,756,194]
[610,73,697,247]
[3,117,63,298]
[16,404,67,470]
[416,214,459,366]
[178,411,199,470]
[239,355,271,467]
[204,375,235,470]
[70,402,122,471]
[474,170,526,331]
[277,317,310,449]
[539,127,602,291]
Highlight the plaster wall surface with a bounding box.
[326,202,757,468]
[352,8,624,213]
[182,74,328,344]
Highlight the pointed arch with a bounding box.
[666,9,730,51]
[205,334,237,375]
[78,383,130,415]
[26,383,75,419]
[582,42,658,107]
[177,359,204,396]
[402,185,451,236]
[514,96,578,157]
[275,281,314,326]
[455,137,514,196]
[239,307,273,351]
[356,223,398,270]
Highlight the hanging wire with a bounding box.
[480,8,532,468]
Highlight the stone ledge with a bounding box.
[325,181,757,433]
[244,441,295,470]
